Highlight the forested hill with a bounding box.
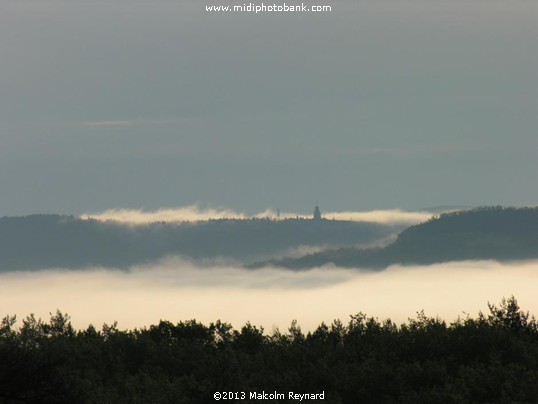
[265,207,538,269]
[0,215,403,271]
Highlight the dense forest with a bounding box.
[0,215,401,271]
[1,297,537,403]
[266,207,538,269]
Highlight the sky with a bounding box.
[0,0,536,216]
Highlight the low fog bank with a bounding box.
[81,205,434,226]
[1,258,537,332]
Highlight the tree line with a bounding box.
[1,297,538,403]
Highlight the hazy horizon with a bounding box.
[1,2,536,400]
[1,0,536,338]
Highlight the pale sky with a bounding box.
[1,0,536,216]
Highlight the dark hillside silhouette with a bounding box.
[0,215,402,271]
[264,207,538,269]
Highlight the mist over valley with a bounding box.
[2,1,537,400]
[0,207,410,272]
[2,205,538,331]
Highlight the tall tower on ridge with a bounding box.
[313,205,322,221]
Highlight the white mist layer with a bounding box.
[81,205,434,225]
[81,205,248,223]
[324,210,434,225]
[1,259,537,332]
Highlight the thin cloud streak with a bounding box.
[81,205,435,225]
[81,120,134,127]
[1,259,537,332]
[341,145,484,157]
[80,119,188,128]
[0,119,190,131]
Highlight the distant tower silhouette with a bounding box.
[313,205,322,221]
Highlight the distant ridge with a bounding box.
[258,206,538,269]
[0,215,404,272]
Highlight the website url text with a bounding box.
[205,3,332,13]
